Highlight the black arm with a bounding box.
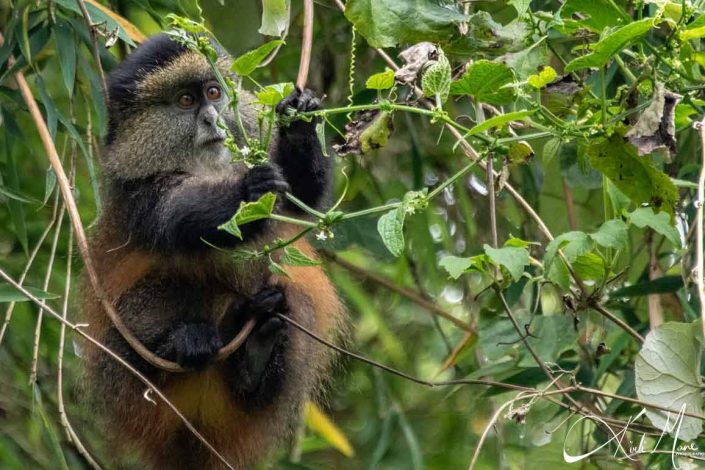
[273,88,332,211]
[115,165,288,251]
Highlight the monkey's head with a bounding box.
[103,34,237,179]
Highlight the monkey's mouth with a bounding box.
[200,137,225,147]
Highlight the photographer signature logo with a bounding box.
[562,403,703,468]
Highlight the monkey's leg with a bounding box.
[102,274,223,372]
[273,88,331,210]
[225,286,290,405]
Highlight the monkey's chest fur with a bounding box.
[80,223,339,469]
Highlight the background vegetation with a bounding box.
[0,0,704,468]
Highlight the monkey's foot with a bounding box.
[276,87,321,116]
[160,322,223,369]
[228,286,290,403]
[242,164,290,202]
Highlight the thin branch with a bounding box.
[590,302,644,343]
[695,119,705,341]
[0,268,235,470]
[321,249,475,333]
[29,204,66,385]
[467,398,516,470]
[277,313,527,392]
[74,0,108,100]
[296,0,314,90]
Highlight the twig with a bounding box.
[321,249,475,333]
[467,398,517,470]
[590,302,644,343]
[29,204,66,385]
[0,268,235,470]
[695,119,705,341]
[75,0,108,100]
[296,0,314,90]
[278,313,527,392]
[2,32,250,372]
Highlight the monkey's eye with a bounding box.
[177,93,196,108]
[206,85,222,101]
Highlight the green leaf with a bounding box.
[587,134,678,215]
[678,14,705,41]
[591,219,628,249]
[421,51,451,104]
[507,141,534,165]
[572,252,606,281]
[629,207,681,247]
[544,231,593,289]
[54,19,77,97]
[564,18,656,72]
[503,41,548,81]
[231,40,285,76]
[0,184,39,204]
[484,244,530,281]
[464,110,535,136]
[450,60,516,105]
[366,69,395,90]
[509,0,531,16]
[0,284,60,303]
[439,255,474,280]
[218,192,277,240]
[542,137,561,166]
[256,82,295,106]
[610,276,683,298]
[560,0,630,32]
[377,208,405,257]
[280,246,321,267]
[605,178,632,214]
[268,258,290,277]
[527,66,557,89]
[259,0,290,37]
[635,321,704,441]
[344,0,467,48]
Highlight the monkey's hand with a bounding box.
[158,323,223,369]
[242,164,290,202]
[276,87,321,122]
[228,286,289,402]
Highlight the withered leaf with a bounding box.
[395,42,439,84]
[626,82,682,160]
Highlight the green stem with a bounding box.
[285,193,326,218]
[269,214,317,227]
[427,158,483,200]
[342,202,401,220]
[613,55,637,84]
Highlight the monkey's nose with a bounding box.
[201,106,218,127]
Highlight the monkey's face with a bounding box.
[104,48,238,179]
